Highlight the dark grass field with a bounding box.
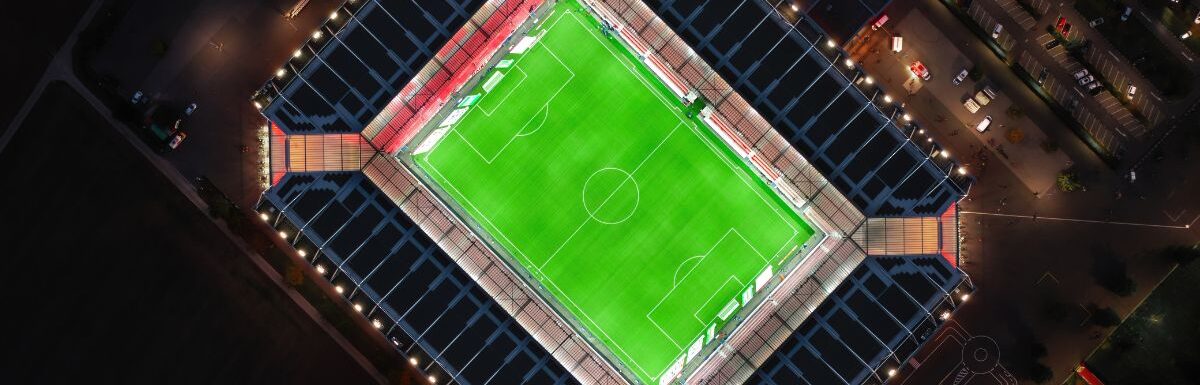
[0,82,377,384]
[0,0,90,132]
[1087,257,1200,384]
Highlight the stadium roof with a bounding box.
[254,0,972,384]
[645,0,968,217]
[262,0,486,135]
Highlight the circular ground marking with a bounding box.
[960,336,1000,374]
[582,167,639,225]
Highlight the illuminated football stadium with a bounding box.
[253,0,975,384]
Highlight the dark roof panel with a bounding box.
[265,0,484,135]
[263,173,571,385]
[650,0,964,217]
[754,256,963,384]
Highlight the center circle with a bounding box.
[973,348,988,361]
[582,167,639,225]
[960,336,1000,374]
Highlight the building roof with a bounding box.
[262,172,578,384]
[748,255,965,385]
[263,0,485,134]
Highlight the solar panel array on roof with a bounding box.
[262,172,577,385]
[748,255,963,385]
[643,0,964,216]
[265,0,486,134]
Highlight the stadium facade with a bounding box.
[253,0,974,384]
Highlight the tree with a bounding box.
[1040,300,1069,323]
[1030,342,1047,359]
[151,39,169,57]
[1086,303,1121,327]
[1030,362,1053,383]
[1161,245,1200,266]
[1007,127,1025,144]
[1057,172,1083,192]
[1040,138,1060,153]
[1007,105,1025,119]
[1091,251,1136,297]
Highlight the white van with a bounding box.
[975,116,993,132]
[892,35,903,52]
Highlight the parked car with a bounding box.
[184,102,198,116]
[964,98,981,114]
[1073,69,1090,80]
[975,116,993,132]
[1044,39,1061,50]
[1127,82,1138,98]
[953,68,969,85]
[910,61,932,81]
[1077,75,1095,86]
[131,90,144,104]
[1060,22,1072,37]
[983,85,998,99]
[1121,6,1132,22]
[892,35,903,53]
[992,23,1003,39]
[974,90,991,106]
[1086,82,1104,95]
[1089,18,1104,27]
[1036,69,1049,84]
[167,131,187,150]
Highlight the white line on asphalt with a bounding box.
[955,211,1190,229]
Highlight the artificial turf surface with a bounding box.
[414,1,816,382]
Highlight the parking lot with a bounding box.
[961,0,1181,161]
[859,8,1070,192]
[965,0,1137,156]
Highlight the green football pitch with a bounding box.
[413,1,816,383]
